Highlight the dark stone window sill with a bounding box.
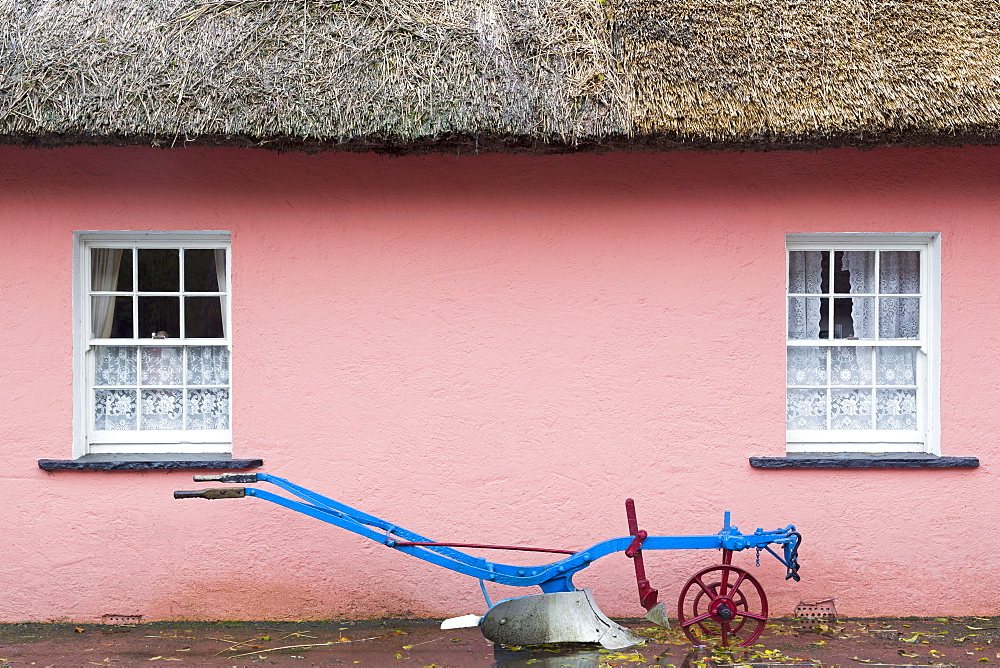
[750,453,979,469]
[38,454,263,471]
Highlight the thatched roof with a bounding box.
[3,0,1000,152]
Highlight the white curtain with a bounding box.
[787,251,824,339]
[91,249,124,338]
[833,250,919,339]
[878,251,920,338]
[215,248,228,338]
[842,251,875,338]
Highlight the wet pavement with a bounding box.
[1,617,999,667]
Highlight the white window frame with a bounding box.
[73,231,232,457]
[786,233,940,454]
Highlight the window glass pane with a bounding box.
[787,347,826,386]
[141,347,183,385]
[832,297,874,339]
[787,389,827,429]
[140,389,183,430]
[184,249,222,292]
[831,389,873,429]
[879,297,920,338]
[876,347,917,385]
[788,297,827,339]
[138,249,179,292]
[830,346,872,386]
[138,296,180,338]
[94,389,137,430]
[91,296,133,338]
[834,251,874,294]
[91,248,131,292]
[879,251,920,294]
[788,251,828,294]
[185,297,225,338]
[188,347,230,385]
[876,388,918,429]
[95,346,136,386]
[187,389,229,429]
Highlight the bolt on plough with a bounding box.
[176,473,801,649]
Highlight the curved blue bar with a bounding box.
[244,475,799,592]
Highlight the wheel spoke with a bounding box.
[694,575,716,599]
[736,610,767,621]
[730,570,747,594]
[720,623,729,647]
[680,611,713,628]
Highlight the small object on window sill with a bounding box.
[38,453,262,471]
[749,453,978,469]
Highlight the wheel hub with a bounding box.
[710,597,737,622]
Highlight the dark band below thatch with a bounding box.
[2,0,1000,152]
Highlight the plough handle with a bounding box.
[193,473,259,483]
[174,487,246,500]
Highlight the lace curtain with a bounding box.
[878,251,920,338]
[787,251,824,339]
[788,250,919,339]
[94,345,229,431]
[787,250,920,432]
[842,250,919,338]
[787,346,919,431]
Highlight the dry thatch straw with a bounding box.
[617,0,1000,145]
[2,0,1000,152]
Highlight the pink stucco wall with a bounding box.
[1,145,997,622]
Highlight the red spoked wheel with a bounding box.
[677,564,768,647]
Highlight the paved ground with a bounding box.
[1,617,998,667]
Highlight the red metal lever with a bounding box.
[625,530,647,558]
[625,498,659,611]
